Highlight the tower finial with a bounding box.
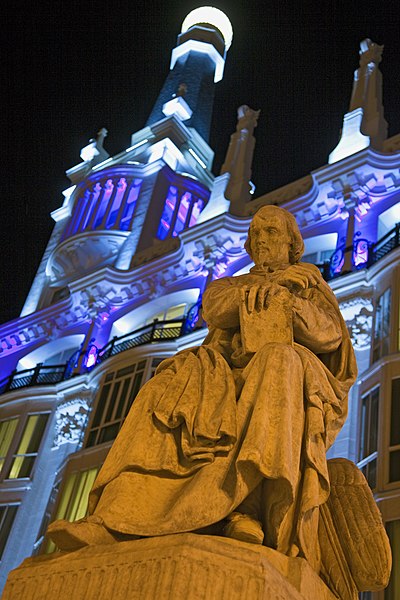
[181,6,233,51]
[220,105,260,206]
[329,39,387,164]
[96,127,108,148]
[79,127,110,164]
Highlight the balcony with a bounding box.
[316,222,400,281]
[0,319,191,396]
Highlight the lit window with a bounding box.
[61,177,142,239]
[80,183,102,231]
[0,418,19,476]
[357,387,379,489]
[189,199,204,227]
[389,379,400,483]
[156,182,208,240]
[372,288,391,362]
[302,250,335,264]
[119,179,142,231]
[146,303,186,325]
[85,362,147,448]
[157,186,178,240]
[146,303,186,338]
[7,414,49,480]
[385,520,400,599]
[45,468,99,554]
[302,233,338,266]
[93,179,114,228]
[0,505,19,560]
[106,178,127,228]
[172,191,191,236]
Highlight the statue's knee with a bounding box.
[255,342,300,368]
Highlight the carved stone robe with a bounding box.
[89,263,357,571]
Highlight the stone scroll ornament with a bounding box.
[47,206,391,600]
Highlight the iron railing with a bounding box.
[316,222,400,281]
[96,319,186,364]
[0,363,69,395]
[0,319,188,396]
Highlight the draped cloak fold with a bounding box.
[89,263,357,570]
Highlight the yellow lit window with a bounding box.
[45,467,100,553]
[166,303,186,320]
[7,414,49,479]
[146,304,186,339]
[0,418,19,476]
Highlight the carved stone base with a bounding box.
[3,533,336,600]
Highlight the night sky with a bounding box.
[2,0,400,324]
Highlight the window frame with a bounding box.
[0,410,51,484]
[372,286,392,364]
[83,357,154,449]
[0,503,20,561]
[0,412,50,483]
[357,385,380,490]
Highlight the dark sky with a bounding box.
[2,0,400,324]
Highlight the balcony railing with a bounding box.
[0,364,69,395]
[0,319,189,396]
[316,222,400,281]
[97,319,186,364]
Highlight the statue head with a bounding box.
[245,206,304,268]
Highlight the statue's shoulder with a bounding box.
[208,274,247,288]
[297,261,323,277]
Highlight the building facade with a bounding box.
[0,8,399,598]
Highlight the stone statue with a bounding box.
[349,38,388,147]
[48,206,391,599]
[220,105,260,205]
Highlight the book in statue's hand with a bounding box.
[239,296,293,354]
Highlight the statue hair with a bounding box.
[244,205,304,264]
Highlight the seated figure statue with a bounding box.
[49,206,390,597]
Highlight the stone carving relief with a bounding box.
[130,237,180,269]
[46,231,130,284]
[191,232,248,278]
[339,296,373,350]
[53,397,90,448]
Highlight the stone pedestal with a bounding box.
[3,533,336,600]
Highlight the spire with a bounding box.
[329,39,388,164]
[220,105,260,205]
[146,7,233,142]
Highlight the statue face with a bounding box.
[251,214,291,269]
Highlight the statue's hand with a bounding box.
[241,283,292,313]
[275,264,320,293]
